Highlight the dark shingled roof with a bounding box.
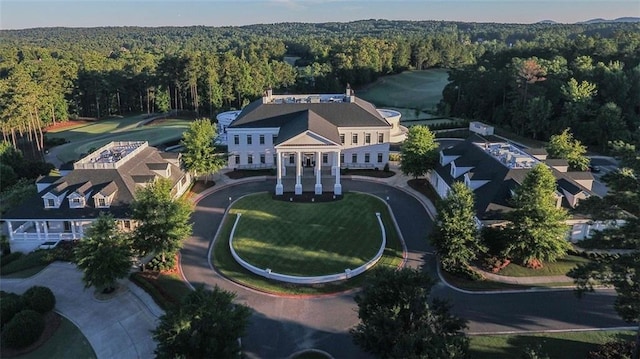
[4,145,188,221]
[229,97,390,129]
[435,136,598,220]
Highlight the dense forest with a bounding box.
[1,20,639,151]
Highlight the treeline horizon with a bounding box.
[1,19,639,151]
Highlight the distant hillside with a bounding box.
[537,20,558,24]
[579,17,640,24]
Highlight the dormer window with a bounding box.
[46,198,55,208]
[69,197,85,208]
[97,198,107,207]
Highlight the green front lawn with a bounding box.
[231,193,387,276]
[213,192,404,295]
[469,330,635,359]
[496,255,590,277]
[18,316,96,359]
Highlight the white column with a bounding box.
[6,221,13,241]
[276,150,283,195]
[43,221,49,240]
[35,220,42,240]
[331,152,337,176]
[295,151,302,195]
[334,150,342,195]
[315,151,322,194]
[71,221,77,238]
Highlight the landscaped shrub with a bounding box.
[129,272,178,310]
[0,292,24,327]
[0,252,23,267]
[43,240,79,262]
[0,250,49,275]
[445,264,485,281]
[1,309,45,349]
[145,253,177,272]
[383,163,390,172]
[586,339,636,359]
[388,153,401,162]
[22,286,56,313]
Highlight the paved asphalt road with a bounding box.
[180,178,627,358]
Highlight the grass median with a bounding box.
[212,192,404,295]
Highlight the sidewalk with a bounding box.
[1,262,163,359]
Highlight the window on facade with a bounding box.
[181,176,188,185]
[272,134,277,144]
[234,135,239,145]
[259,135,265,145]
[352,134,358,144]
[71,198,82,207]
[289,154,295,164]
[124,220,131,230]
[260,154,265,164]
[46,198,55,207]
[340,153,344,164]
[365,133,371,144]
[340,134,345,144]
[248,155,253,164]
[247,135,252,145]
[378,153,383,163]
[234,155,240,164]
[378,133,384,143]
[352,153,358,163]
[322,153,328,164]
[273,154,277,164]
[365,153,370,163]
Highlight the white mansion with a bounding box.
[225,88,407,195]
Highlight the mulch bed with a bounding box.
[407,178,440,204]
[1,311,62,358]
[225,169,275,179]
[342,169,395,178]
[273,192,343,203]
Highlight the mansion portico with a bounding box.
[226,88,404,195]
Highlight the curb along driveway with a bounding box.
[182,178,628,358]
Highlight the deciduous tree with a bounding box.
[131,178,192,263]
[75,213,132,293]
[181,118,225,182]
[400,125,439,178]
[546,128,590,171]
[351,267,468,358]
[153,285,251,359]
[430,182,484,272]
[506,164,571,268]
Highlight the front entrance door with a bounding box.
[305,156,312,167]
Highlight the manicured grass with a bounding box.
[47,116,192,163]
[357,69,449,112]
[212,192,404,295]
[18,316,96,359]
[130,271,192,310]
[0,251,50,278]
[231,193,386,276]
[469,330,635,359]
[497,255,590,277]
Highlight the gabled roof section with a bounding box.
[4,144,189,221]
[274,110,341,146]
[434,135,599,221]
[229,96,390,129]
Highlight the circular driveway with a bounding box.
[181,178,627,358]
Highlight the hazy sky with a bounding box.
[1,0,639,30]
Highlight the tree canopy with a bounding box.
[131,178,193,262]
[153,285,251,359]
[545,128,590,171]
[180,118,225,181]
[351,267,468,358]
[75,213,132,293]
[430,181,484,272]
[505,164,571,268]
[400,125,439,178]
